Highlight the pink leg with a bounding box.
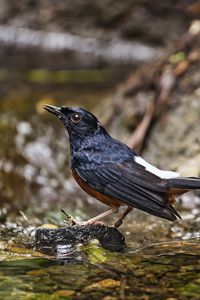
[72,207,119,226]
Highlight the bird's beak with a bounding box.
[43,104,62,116]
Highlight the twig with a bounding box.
[127,99,157,153]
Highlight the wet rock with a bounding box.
[35,224,126,257]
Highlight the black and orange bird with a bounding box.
[44,105,200,228]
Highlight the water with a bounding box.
[0,239,199,299]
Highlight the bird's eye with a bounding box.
[71,113,82,123]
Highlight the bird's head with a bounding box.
[43,105,105,139]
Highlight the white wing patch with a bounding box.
[135,156,179,179]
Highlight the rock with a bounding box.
[35,224,126,258]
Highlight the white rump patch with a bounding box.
[135,156,179,179]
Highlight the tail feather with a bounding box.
[167,177,200,190]
[168,205,182,220]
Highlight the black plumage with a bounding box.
[44,105,200,227]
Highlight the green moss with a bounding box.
[169,51,186,64]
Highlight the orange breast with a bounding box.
[72,169,123,208]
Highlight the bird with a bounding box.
[44,105,200,228]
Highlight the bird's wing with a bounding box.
[74,161,178,221]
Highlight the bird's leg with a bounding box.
[114,206,133,228]
[72,207,119,226]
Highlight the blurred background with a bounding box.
[0,0,200,232]
[1,3,200,299]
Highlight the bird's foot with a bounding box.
[61,208,116,227]
[88,220,106,226]
[71,219,106,227]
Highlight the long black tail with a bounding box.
[167,177,200,190]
